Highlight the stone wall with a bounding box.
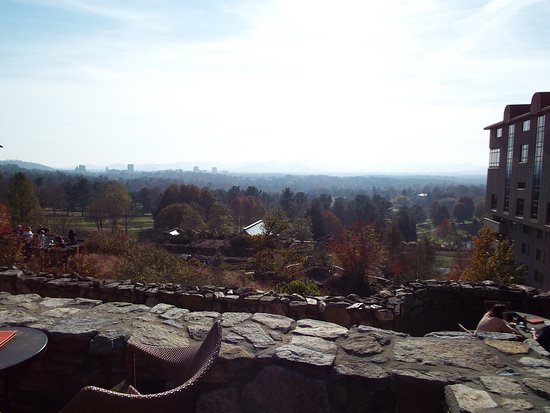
[1,291,549,413]
[1,268,549,335]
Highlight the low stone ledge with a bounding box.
[1,291,550,413]
[2,268,548,334]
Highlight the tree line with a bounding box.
[1,166,524,295]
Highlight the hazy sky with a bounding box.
[1,0,549,173]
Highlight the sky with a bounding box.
[1,0,549,174]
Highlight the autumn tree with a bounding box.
[432,204,451,227]
[231,195,266,229]
[155,184,201,216]
[0,203,24,266]
[0,203,12,234]
[330,222,388,294]
[460,226,526,284]
[6,172,43,226]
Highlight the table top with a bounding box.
[0,327,48,371]
[508,311,550,338]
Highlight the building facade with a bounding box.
[484,92,550,291]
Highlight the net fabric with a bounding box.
[60,320,222,413]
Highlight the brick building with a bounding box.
[484,91,550,290]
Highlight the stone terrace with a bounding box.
[1,269,549,336]
[1,289,550,412]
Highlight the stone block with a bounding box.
[445,384,497,412]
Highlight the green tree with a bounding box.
[6,172,43,226]
[155,203,206,236]
[458,196,475,220]
[394,237,436,283]
[330,222,388,294]
[89,181,132,231]
[67,178,90,216]
[452,202,468,223]
[395,206,417,242]
[289,216,313,243]
[263,207,290,239]
[461,227,526,284]
[207,202,234,237]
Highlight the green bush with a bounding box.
[277,279,321,296]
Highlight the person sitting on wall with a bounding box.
[475,304,515,334]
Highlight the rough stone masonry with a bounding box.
[1,290,549,413]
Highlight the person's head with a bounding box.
[489,304,507,318]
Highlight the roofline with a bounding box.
[484,92,550,130]
[484,104,550,130]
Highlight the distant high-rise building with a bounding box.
[212,167,218,173]
[128,164,134,173]
[193,166,200,173]
[75,165,86,173]
[484,91,550,290]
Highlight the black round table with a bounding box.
[0,327,48,411]
[0,327,48,371]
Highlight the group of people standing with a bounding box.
[15,224,78,250]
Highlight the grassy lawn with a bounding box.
[41,209,154,236]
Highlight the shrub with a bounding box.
[230,234,255,248]
[0,236,24,267]
[277,279,321,296]
[84,231,135,255]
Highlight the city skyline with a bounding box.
[1,0,549,173]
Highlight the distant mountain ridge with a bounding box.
[0,159,55,171]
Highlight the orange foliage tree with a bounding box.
[0,203,12,235]
[330,222,388,294]
[460,226,526,284]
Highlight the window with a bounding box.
[490,194,497,210]
[517,182,526,189]
[523,120,531,131]
[503,126,515,212]
[491,148,501,167]
[522,224,530,234]
[521,243,530,255]
[546,203,550,225]
[519,144,528,163]
[496,128,503,138]
[516,198,525,217]
[536,249,545,263]
[534,271,543,284]
[530,115,545,219]
[537,229,543,239]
